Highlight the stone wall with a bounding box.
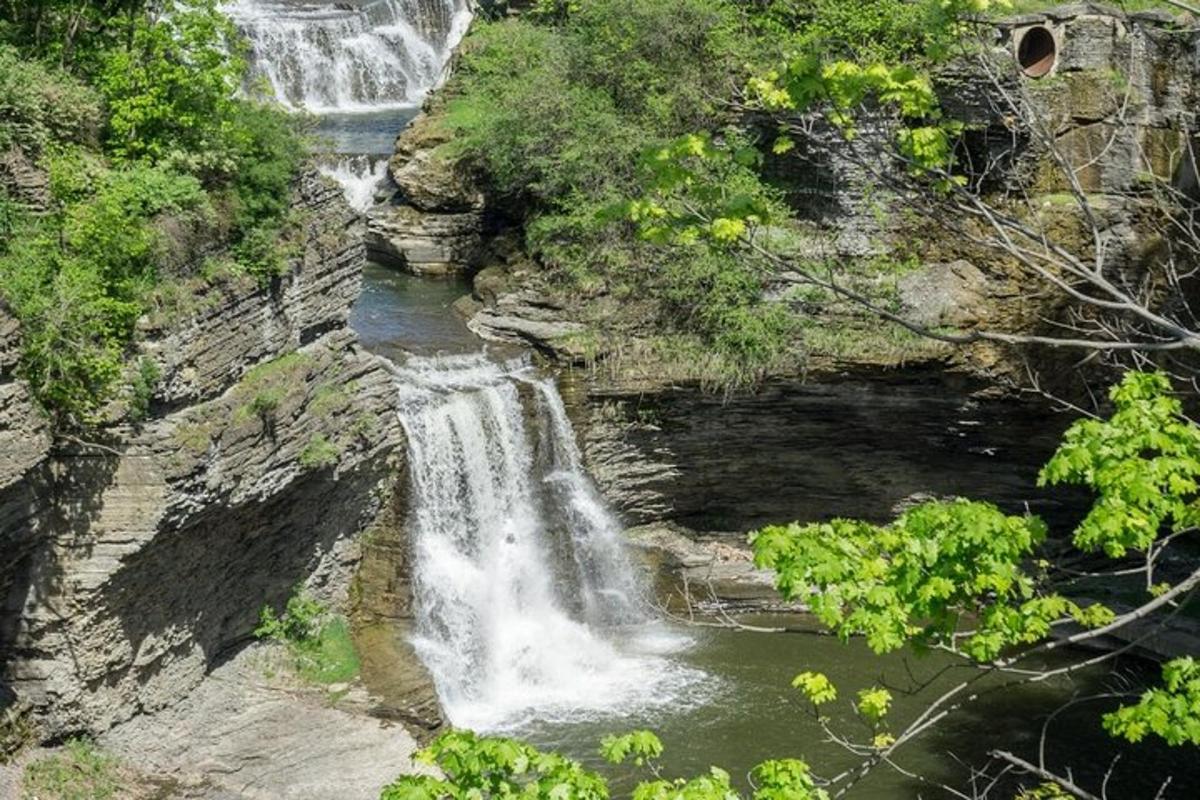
[767,5,1199,255]
[0,174,407,743]
[561,369,1084,534]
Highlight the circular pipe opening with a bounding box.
[1017,26,1057,78]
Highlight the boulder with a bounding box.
[897,260,991,329]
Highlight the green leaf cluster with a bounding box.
[383,731,829,800]
[751,371,1199,750]
[382,730,608,800]
[600,731,663,766]
[1040,371,1200,557]
[752,498,1072,658]
[1105,657,1200,746]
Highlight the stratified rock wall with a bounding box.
[0,173,407,742]
[562,371,1082,533]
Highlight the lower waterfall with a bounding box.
[391,353,709,731]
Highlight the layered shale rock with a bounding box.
[366,112,487,276]
[0,174,419,744]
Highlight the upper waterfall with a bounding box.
[391,353,709,731]
[222,0,472,113]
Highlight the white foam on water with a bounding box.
[317,154,389,211]
[390,353,714,732]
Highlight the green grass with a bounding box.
[298,434,341,470]
[22,739,124,800]
[256,591,361,687]
[294,618,361,685]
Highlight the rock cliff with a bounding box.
[0,173,419,745]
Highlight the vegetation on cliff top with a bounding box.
[0,1,305,426]
[439,0,806,385]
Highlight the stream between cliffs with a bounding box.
[228,2,1195,797]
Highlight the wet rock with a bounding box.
[627,522,790,613]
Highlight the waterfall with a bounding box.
[391,353,708,731]
[223,0,471,210]
[221,0,472,113]
[317,155,390,212]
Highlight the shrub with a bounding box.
[256,591,360,686]
[299,434,340,470]
[0,45,101,154]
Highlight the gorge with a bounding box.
[2,1,1199,799]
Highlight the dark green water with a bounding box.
[352,262,479,358]
[507,619,1192,799]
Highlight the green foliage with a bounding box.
[752,499,1073,658]
[97,1,244,165]
[438,0,795,381]
[128,357,160,421]
[299,434,341,470]
[856,686,892,724]
[600,731,663,766]
[1105,657,1200,746]
[750,759,827,800]
[0,161,208,422]
[256,590,359,685]
[0,5,303,424]
[383,731,829,800]
[1039,371,1200,558]
[256,591,325,644]
[21,738,124,800]
[792,671,837,706]
[381,730,608,800]
[0,45,101,154]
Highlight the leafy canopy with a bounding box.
[1040,371,1200,557]
[0,1,304,425]
[382,730,829,800]
[752,371,1200,748]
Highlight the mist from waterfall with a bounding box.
[222,0,472,113]
[391,353,709,731]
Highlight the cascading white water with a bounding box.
[223,0,471,209]
[317,155,390,212]
[222,0,472,113]
[391,353,709,731]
